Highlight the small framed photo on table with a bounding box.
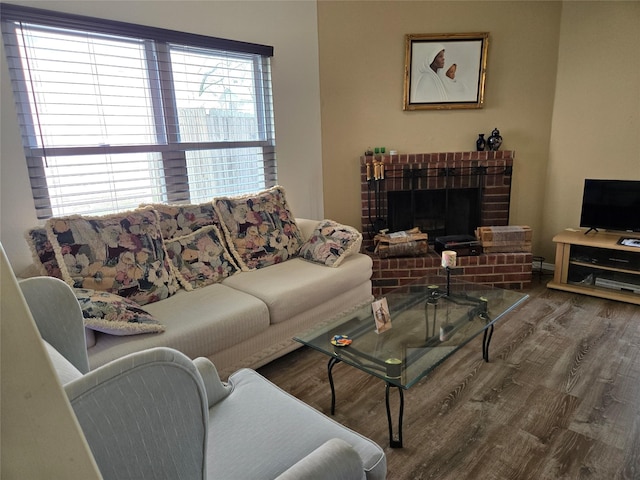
[372,298,391,333]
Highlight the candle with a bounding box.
[366,164,371,180]
[441,250,457,268]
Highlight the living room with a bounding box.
[1,1,639,478]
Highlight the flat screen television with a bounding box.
[580,179,640,233]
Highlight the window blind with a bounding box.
[1,3,277,218]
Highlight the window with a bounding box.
[1,4,276,219]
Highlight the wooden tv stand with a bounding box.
[548,229,640,305]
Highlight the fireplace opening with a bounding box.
[387,188,481,240]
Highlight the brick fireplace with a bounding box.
[359,150,532,295]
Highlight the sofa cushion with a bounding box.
[222,254,373,325]
[298,219,363,267]
[74,288,165,336]
[25,227,62,278]
[213,186,303,271]
[86,284,270,369]
[166,226,238,291]
[140,202,219,240]
[46,207,179,305]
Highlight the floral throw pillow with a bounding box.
[213,186,303,271]
[166,225,238,290]
[140,202,219,240]
[298,220,363,267]
[46,207,179,306]
[25,227,62,278]
[74,288,164,335]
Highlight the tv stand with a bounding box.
[583,227,599,235]
[548,229,640,305]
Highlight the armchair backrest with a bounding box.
[19,276,90,373]
[64,347,209,480]
[18,275,210,479]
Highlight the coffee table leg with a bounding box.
[385,383,404,448]
[328,357,341,415]
[482,323,495,362]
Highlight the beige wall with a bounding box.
[318,0,639,262]
[0,0,323,272]
[543,1,640,254]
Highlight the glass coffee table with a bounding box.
[294,271,529,448]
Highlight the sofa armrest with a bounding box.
[43,339,83,385]
[193,356,232,408]
[295,218,320,242]
[19,276,90,373]
[64,347,208,480]
[274,438,366,480]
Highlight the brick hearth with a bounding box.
[371,252,532,297]
[358,150,531,295]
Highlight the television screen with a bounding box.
[580,179,640,233]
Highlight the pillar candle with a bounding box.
[441,250,457,268]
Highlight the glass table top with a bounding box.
[294,273,529,389]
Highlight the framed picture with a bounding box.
[403,32,489,111]
[372,297,391,333]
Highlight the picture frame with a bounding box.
[403,32,489,111]
[372,297,391,333]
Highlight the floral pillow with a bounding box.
[213,186,303,271]
[140,202,219,240]
[166,225,238,290]
[46,207,179,306]
[298,220,363,267]
[74,288,164,336]
[25,227,62,278]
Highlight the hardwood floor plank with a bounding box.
[619,413,640,480]
[506,386,580,444]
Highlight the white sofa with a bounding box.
[90,221,373,376]
[32,217,373,377]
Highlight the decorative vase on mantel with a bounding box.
[476,133,486,152]
[487,128,503,151]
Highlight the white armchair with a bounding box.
[19,277,386,480]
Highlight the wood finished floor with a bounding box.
[258,279,640,480]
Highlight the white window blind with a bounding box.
[1,3,276,219]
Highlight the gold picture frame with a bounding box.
[403,32,489,111]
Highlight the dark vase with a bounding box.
[476,134,486,152]
[487,128,503,151]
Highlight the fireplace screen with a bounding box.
[387,187,481,240]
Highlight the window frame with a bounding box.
[0,3,276,218]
